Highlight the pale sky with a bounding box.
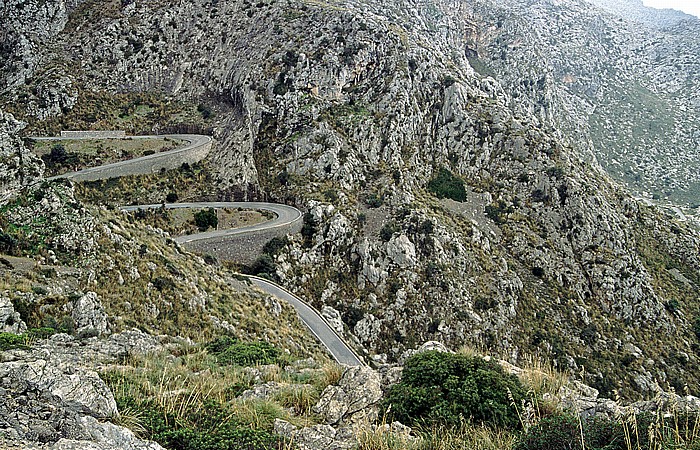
[643,0,700,18]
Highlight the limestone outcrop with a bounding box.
[0,110,43,202]
[0,331,167,449]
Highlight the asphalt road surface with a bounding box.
[41,133,363,366]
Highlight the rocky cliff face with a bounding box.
[0,110,43,202]
[467,0,700,208]
[1,0,699,398]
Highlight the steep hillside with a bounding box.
[1,0,699,400]
[468,0,700,208]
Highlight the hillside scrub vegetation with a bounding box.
[384,351,527,429]
[427,168,467,202]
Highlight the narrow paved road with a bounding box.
[249,276,364,366]
[120,202,302,244]
[41,134,363,366]
[38,134,212,182]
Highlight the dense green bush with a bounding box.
[246,254,277,280]
[194,208,218,231]
[485,200,514,225]
[515,411,700,450]
[0,332,27,350]
[206,337,280,366]
[262,236,289,257]
[0,327,60,351]
[365,192,384,208]
[117,397,285,450]
[47,144,69,165]
[384,351,526,429]
[301,212,318,247]
[379,223,399,242]
[427,168,467,202]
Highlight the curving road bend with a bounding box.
[248,276,363,366]
[119,202,302,244]
[38,134,363,366]
[122,202,362,365]
[39,134,212,182]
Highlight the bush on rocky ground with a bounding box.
[514,411,700,450]
[384,350,527,429]
[205,336,281,366]
[427,168,467,202]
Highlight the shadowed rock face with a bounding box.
[0,0,699,398]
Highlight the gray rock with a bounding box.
[0,296,27,334]
[0,358,117,418]
[71,292,109,337]
[0,110,44,203]
[399,341,452,364]
[321,306,345,334]
[239,382,282,400]
[314,366,382,426]
[49,416,165,450]
[273,420,355,450]
[386,234,417,269]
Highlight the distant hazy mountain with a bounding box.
[586,0,695,27]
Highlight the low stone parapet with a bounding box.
[60,130,126,138]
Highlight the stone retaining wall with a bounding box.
[60,131,126,138]
[182,219,303,265]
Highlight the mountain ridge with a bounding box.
[0,0,699,401]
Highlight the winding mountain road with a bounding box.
[36,134,363,366]
[120,202,302,244]
[39,134,213,182]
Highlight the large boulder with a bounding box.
[71,292,109,336]
[0,329,169,449]
[49,416,165,450]
[0,296,27,334]
[274,420,355,450]
[313,366,382,426]
[0,357,117,418]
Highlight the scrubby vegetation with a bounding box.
[515,411,700,450]
[103,344,344,450]
[194,207,218,231]
[384,351,527,429]
[205,336,281,366]
[427,168,467,202]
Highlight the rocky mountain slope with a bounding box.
[1,0,699,402]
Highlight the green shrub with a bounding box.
[117,397,285,450]
[384,351,526,429]
[262,237,289,257]
[25,327,57,339]
[245,254,277,280]
[514,412,667,450]
[206,337,280,366]
[485,201,513,225]
[694,316,700,340]
[301,213,318,247]
[197,103,212,119]
[427,168,467,202]
[194,208,218,231]
[365,192,384,208]
[0,332,27,350]
[324,189,339,202]
[379,223,398,242]
[48,144,68,165]
[165,192,178,203]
